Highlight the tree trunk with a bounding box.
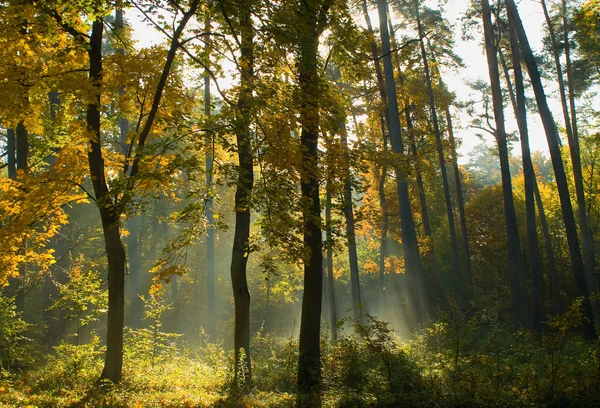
[445,107,472,289]
[505,0,596,338]
[378,115,389,301]
[204,8,216,341]
[230,0,254,389]
[325,186,337,344]
[414,0,462,308]
[363,0,390,305]
[84,19,127,383]
[377,0,424,327]
[481,0,530,329]
[506,16,543,331]
[388,10,443,308]
[296,1,325,399]
[127,216,143,327]
[339,116,363,322]
[541,0,571,148]
[533,180,563,314]
[6,128,16,180]
[562,0,599,323]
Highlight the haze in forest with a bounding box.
[1,0,600,407]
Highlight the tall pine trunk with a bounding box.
[339,115,362,322]
[562,0,599,322]
[445,108,472,289]
[481,0,530,329]
[506,16,543,331]
[230,1,254,388]
[414,0,462,307]
[362,0,390,303]
[505,0,596,338]
[377,0,424,326]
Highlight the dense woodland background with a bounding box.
[1,0,600,406]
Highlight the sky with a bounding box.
[128,0,575,164]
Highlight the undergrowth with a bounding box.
[1,303,600,407]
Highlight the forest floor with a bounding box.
[1,316,600,407]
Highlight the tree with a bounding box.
[296,0,332,402]
[377,0,425,326]
[505,0,597,338]
[228,0,255,389]
[481,0,530,329]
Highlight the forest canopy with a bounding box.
[1,0,600,407]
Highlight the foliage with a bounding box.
[0,295,35,372]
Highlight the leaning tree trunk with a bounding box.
[505,0,596,338]
[414,0,462,308]
[389,10,443,308]
[506,17,543,332]
[230,0,254,389]
[377,0,424,327]
[481,0,530,329]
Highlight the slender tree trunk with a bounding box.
[339,115,363,322]
[481,0,530,329]
[363,0,390,304]
[506,17,543,331]
[230,1,254,388]
[541,0,570,148]
[127,216,143,327]
[296,1,326,399]
[378,116,389,300]
[377,0,424,326]
[389,11,443,308]
[14,121,28,312]
[204,8,216,341]
[325,186,337,344]
[533,180,563,314]
[414,0,462,307]
[562,0,599,321]
[445,108,472,289]
[505,0,596,338]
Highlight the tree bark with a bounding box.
[414,0,462,308]
[481,0,530,329]
[377,0,424,327]
[505,0,596,338]
[230,0,254,389]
